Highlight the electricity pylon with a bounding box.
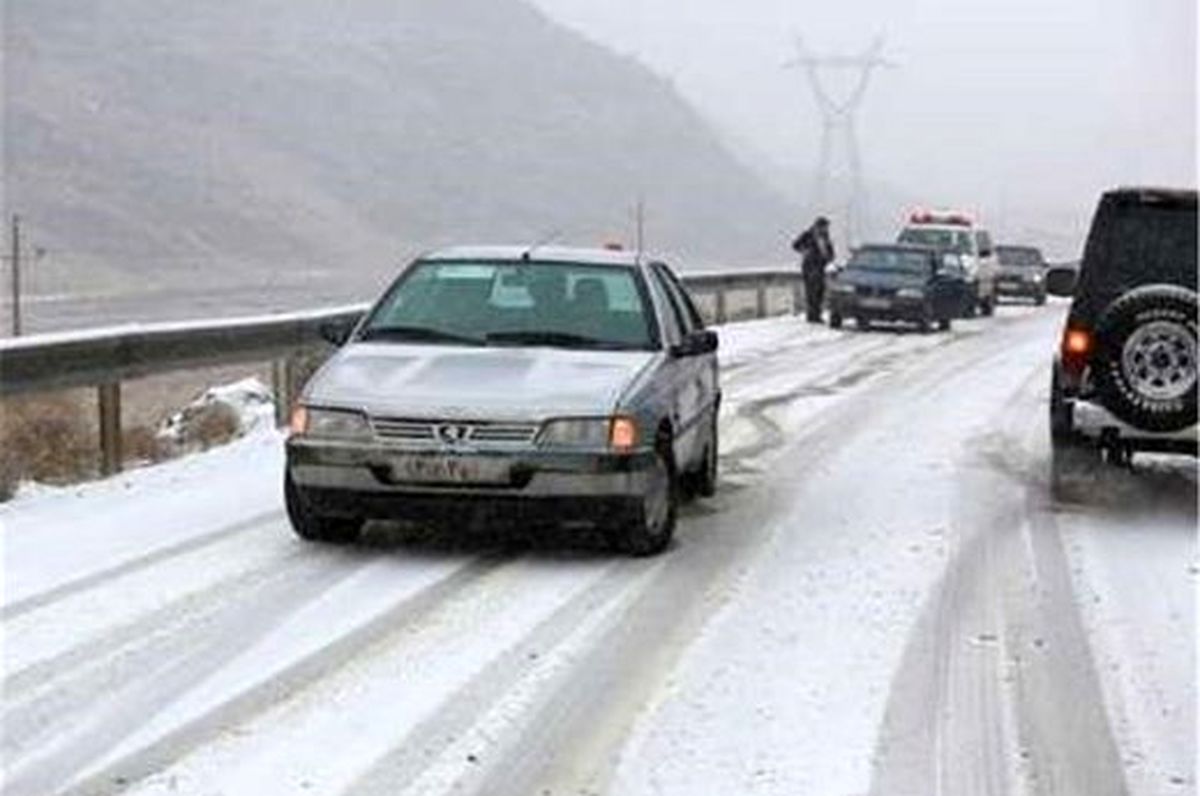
[785,35,895,249]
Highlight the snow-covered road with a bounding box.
[2,305,1194,796]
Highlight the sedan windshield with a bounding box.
[360,260,656,350]
[996,246,1044,267]
[847,248,931,274]
[898,227,973,253]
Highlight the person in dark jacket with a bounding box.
[792,217,835,323]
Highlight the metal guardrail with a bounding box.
[0,269,804,475]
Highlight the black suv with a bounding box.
[1047,187,1197,485]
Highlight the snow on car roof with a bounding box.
[420,245,647,267]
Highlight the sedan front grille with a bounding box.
[369,417,540,447]
[855,286,897,298]
[370,418,437,442]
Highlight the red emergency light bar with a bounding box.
[909,210,974,226]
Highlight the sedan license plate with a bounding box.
[860,297,892,309]
[390,455,511,485]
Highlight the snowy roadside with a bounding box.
[1057,464,1197,795]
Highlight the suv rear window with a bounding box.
[1072,192,1198,323]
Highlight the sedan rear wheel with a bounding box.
[693,413,719,498]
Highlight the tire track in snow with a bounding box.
[4,521,302,696]
[460,323,1002,796]
[1,509,283,622]
[54,556,509,796]
[722,329,967,474]
[869,331,1128,795]
[3,547,379,796]
[3,542,316,751]
[343,561,659,795]
[1012,494,1129,794]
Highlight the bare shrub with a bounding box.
[0,393,96,500]
[157,401,242,457]
[121,425,164,467]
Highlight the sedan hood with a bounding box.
[306,342,657,420]
[834,269,928,289]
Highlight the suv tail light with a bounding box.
[1060,324,1094,379]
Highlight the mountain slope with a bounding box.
[5,0,796,296]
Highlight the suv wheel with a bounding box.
[285,472,363,544]
[1092,285,1198,432]
[616,432,677,556]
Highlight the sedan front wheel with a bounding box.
[615,437,677,556]
[285,472,363,544]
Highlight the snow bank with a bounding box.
[156,377,277,451]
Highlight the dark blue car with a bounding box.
[826,244,972,332]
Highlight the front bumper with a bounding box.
[286,437,657,523]
[829,293,926,321]
[995,279,1044,299]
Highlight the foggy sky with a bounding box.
[530,0,1197,254]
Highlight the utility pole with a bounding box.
[10,214,21,337]
[785,35,895,251]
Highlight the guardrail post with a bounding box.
[715,289,727,325]
[272,359,287,428]
[273,356,299,428]
[98,382,122,476]
[755,284,768,318]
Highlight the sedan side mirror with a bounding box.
[671,329,719,358]
[1045,266,1078,297]
[319,318,356,347]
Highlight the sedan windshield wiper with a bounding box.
[485,330,641,351]
[359,325,485,346]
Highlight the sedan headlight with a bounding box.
[290,406,372,439]
[831,283,856,295]
[538,416,639,451]
[897,288,925,300]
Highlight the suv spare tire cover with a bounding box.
[1092,284,1198,432]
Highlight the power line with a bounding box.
[785,34,896,249]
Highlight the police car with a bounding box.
[897,210,999,316]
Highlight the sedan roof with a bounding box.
[855,242,939,255]
[420,245,647,267]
